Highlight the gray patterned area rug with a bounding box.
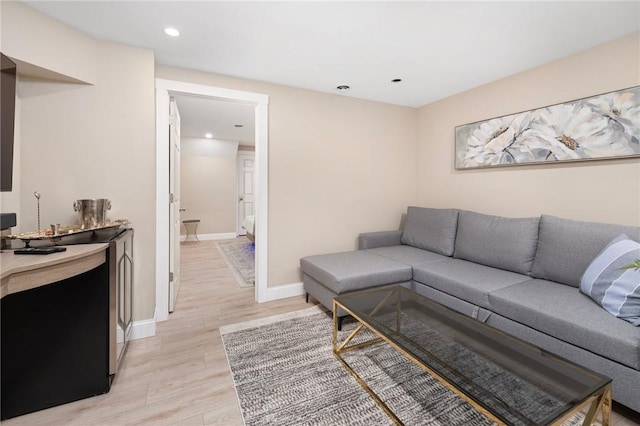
[216,240,255,287]
[220,307,587,426]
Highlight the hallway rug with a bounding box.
[216,240,255,287]
[220,306,587,426]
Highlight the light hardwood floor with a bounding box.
[2,239,639,425]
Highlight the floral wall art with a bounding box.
[455,86,640,169]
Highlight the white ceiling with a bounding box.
[172,94,255,144]
[23,1,640,108]
[21,1,640,144]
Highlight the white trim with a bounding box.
[156,78,269,321]
[255,102,269,303]
[156,79,267,104]
[155,87,170,322]
[265,281,305,301]
[194,232,237,241]
[128,317,157,341]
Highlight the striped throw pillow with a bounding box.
[579,234,640,326]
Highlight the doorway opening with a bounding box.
[155,79,269,322]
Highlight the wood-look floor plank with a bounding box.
[202,402,244,426]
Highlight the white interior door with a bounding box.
[169,98,181,312]
[237,153,255,236]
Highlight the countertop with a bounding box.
[0,244,108,298]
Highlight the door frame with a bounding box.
[155,79,269,322]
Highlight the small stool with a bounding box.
[182,219,200,243]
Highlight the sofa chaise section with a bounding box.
[300,250,413,326]
[301,208,459,317]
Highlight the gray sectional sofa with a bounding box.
[300,207,640,412]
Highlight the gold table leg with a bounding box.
[580,385,611,426]
[333,299,404,425]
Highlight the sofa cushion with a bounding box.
[367,245,450,266]
[580,234,640,326]
[300,251,412,294]
[358,230,403,250]
[531,215,640,287]
[414,282,494,322]
[413,258,530,308]
[489,279,640,370]
[453,210,540,275]
[400,207,459,256]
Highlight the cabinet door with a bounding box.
[1,262,110,419]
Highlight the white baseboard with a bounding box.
[265,281,305,301]
[192,232,237,241]
[129,317,157,341]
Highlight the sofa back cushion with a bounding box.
[531,215,640,287]
[400,207,459,256]
[453,210,540,275]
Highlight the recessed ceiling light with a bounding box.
[205,133,213,139]
[164,27,180,37]
[234,124,244,128]
[391,78,402,83]
[336,85,350,90]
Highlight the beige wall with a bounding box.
[1,1,97,84]
[6,2,157,320]
[417,33,640,226]
[180,138,238,235]
[157,65,420,286]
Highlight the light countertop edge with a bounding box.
[1,244,109,298]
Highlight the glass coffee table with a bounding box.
[333,286,612,426]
